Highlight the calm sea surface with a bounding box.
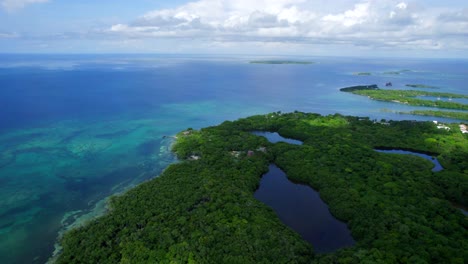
[0,54,467,263]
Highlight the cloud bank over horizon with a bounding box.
[107,0,467,51]
[1,0,467,57]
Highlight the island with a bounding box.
[341,85,468,119]
[339,84,378,92]
[250,60,314,65]
[383,70,412,75]
[55,112,467,263]
[406,84,439,89]
[353,72,372,76]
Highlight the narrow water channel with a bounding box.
[254,164,355,253]
[375,149,443,172]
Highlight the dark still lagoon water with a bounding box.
[254,164,355,253]
[0,54,467,263]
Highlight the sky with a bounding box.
[0,0,467,57]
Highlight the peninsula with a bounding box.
[403,110,468,121]
[341,85,468,119]
[56,112,467,263]
[406,84,439,89]
[250,60,314,65]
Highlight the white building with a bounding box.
[460,124,468,134]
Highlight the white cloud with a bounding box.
[102,0,467,54]
[107,0,317,39]
[6,0,463,55]
[396,2,407,10]
[1,0,49,12]
[323,3,370,27]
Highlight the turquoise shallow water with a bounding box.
[0,55,467,263]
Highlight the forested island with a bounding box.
[406,84,439,89]
[250,60,314,65]
[340,85,378,92]
[383,70,412,75]
[353,72,372,76]
[341,85,468,120]
[56,112,467,263]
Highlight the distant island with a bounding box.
[339,84,378,92]
[250,60,314,65]
[383,69,412,75]
[406,84,439,89]
[56,112,467,263]
[341,85,468,119]
[353,72,372,76]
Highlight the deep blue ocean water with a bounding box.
[0,54,467,263]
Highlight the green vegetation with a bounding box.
[402,110,468,121]
[406,84,439,89]
[341,85,468,111]
[305,115,349,128]
[339,84,378,92]
[250,60,314,65]
[57,112,467,263]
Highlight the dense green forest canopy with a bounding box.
[57,112,467,263]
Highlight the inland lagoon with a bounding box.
[254,164,355,253]
[253,132,354,252]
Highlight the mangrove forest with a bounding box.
[56,112,467,263]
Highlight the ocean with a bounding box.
[0,54,467,263]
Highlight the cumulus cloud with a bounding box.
[1,0,49,12]
[94,0,468,53]
[107,0,315,39]
[323,3,370,27]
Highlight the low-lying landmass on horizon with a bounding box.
[406,84,440,89]
[249,60,314,65]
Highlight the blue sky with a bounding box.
[0,0,467,57]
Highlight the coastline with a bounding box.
[2,55,468,264]
[341,85,468,120]
[48,137,178,263]
[55,112,468,263]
